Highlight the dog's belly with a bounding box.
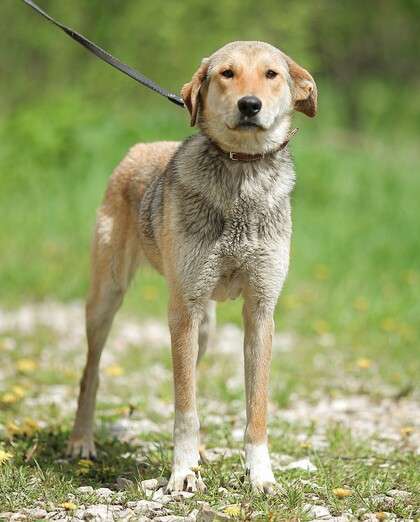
[211,268,244,301]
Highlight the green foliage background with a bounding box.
[0,0,419,379]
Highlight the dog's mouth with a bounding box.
[228,119,265,131]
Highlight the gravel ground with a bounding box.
[0,302,419,521]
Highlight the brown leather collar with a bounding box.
[211,128,299,162]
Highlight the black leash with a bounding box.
[21,0,185,108]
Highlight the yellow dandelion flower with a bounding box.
[105,364,124,377]
[11,386,26,399]
[1,392,18,404]
[0,449,13,464]
[374,513,386,521]
[353,297,369,312]
[224,504,241,517]
[22,418,39,436]
[400,426,414,437]
[16,358,37,373]
[314,264,329,281]
[356,357,372,369]
[312,319,330,335]
[60,502,77,510]
[77,458,94,475]
[78,459,94,467]
[6,422,22,437]
[333,488,352,498]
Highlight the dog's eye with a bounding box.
[221,69,234,79]
[266,69,278,79]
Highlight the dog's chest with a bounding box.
[179,182,290,256]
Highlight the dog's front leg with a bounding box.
[167,293,205,493]
[243,297,276,493]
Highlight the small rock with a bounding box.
[304,503,331,519]
[371,495,394,510]
[77,486,95,495]
[84,504,113,521]
[386,489,410,500]
[170,491,195,500]
[152,488,173,504]
[196,506,230,521]
[95,487,113,498]
[114,508,135,520]
[116,477,134,491]
[189,509,199,521]
[23,508,48,519]
[126,500,163,515]
[10,515,27,522]
[141,477,168,492]
[283,458,317,472]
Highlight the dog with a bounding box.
[67,41,317,493]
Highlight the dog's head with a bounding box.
[181,41,317,153]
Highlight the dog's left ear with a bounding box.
[282,53,317,117]
[181,58,209,126]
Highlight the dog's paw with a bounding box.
[66,434,97,460]
[249,473,279,495]
[166,467,206,493]
[245,442,278,495]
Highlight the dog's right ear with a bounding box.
[181,58,209,127]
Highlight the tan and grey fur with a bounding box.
[67,41,317,493]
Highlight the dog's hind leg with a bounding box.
[197,300,216,364]
[67,200,140,459]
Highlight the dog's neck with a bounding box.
[208,128,298,162]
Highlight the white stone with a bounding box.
[23,508,48,518]
[170,490,195,500]
[126,500,163,515]
[283,458,317,472]
[304,503,331,519]
[77,486,94,495]
[95,487,113,498]
[83,504,113,521]
[386,489,410,500]
[114,508,135,521]
[141,477,168,492]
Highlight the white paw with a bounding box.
[249,471,278,495]
[167,467,206,493]
[168,411,204,493]
[67,434,97,459]
[245,442,278,494]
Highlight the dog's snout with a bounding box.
[237,96,262,117]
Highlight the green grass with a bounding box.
[0,318,418,518]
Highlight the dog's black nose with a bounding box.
[237,96,262,117]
